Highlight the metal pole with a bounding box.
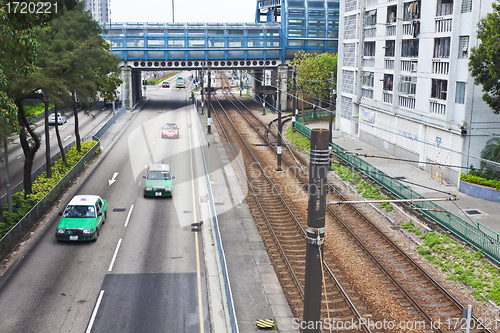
[329,71,334,145]
[112,98,116,123]
[303,129,330,333]
[262,63,266,115]
[292,68,297,132]
[465,304,472,333]
[201,66,204,115]
[3,136,12,213]
[172,0,175,23]
[276,71,282,172]
[207,69,212,134]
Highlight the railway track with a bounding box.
[210,88,370,332]
[210,74,494,332]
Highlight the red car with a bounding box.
[161,123,179,139]
[162,81,170,88]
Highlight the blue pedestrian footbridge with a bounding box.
[104,0,339,108]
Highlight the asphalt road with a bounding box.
[0,83,210,333]
[0,104,114,198]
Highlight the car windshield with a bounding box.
[147,170,171,180]
[63,205,96,218]
[163,124,177,129]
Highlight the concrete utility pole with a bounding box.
[276,71,283,172]
[207,69,212,134]
[303,129,330,333]
[292,67,297,132]
[262,63,266,115]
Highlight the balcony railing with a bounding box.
[430,99,446,115]
[432,59,449,75]
[435,17,452,33]
[383,91,393,104]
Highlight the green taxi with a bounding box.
[56,195,107,242]
[143,164,175,197]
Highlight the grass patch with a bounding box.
[285,125,310,154]
[417,232,500,304]
[330,163,394,212]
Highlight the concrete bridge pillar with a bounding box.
[278,66,288,112]
[132,70,141,106]
[121,66,133,109]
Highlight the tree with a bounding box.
[291,51,338,110]
[469,1,500,115]
[480,137,500,170]
[1,0,78,196]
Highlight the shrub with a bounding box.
[1,141,98,237]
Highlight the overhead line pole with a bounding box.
[276,70,283,172]
[207,69,211,134]
[303,129,330,333]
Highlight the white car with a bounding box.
[48,113,67,125]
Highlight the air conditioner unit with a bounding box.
[411,62,417,72]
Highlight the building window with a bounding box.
[385,40,395,57]
[399,76,417,95]
[365,9,376,26]
[364,41,375,57]
[403,1,420,21]
[401,39,419,57]
[458,36,469,59]
[461,0,472,13]
[433,37,451,58]
[383,74,393,91]
[455,82,466,104]
[431,79,448,100]
[362,71,374,87]
[387,5,397,23]
[437,0,453,16]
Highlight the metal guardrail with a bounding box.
[0,138,100,264]
[295,118,500,265]
[195,108,239,333]
[93,104,127,139]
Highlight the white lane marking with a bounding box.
[108,172,119,186]
[85,290,105,333]
[108,238,122,272]
[124,205,134,227]
[16,155,22,160]
[63,135,72,141]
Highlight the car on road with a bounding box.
[48,113,67,125]
[162,81,170,88]
[55,195,107,242]
[143,164,175,197]
[161,123,180,139]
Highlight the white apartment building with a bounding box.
[336,0,500,185]
[84,0,110,24]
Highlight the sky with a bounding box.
[111,0,257,24]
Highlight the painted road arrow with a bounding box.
[108,172,119,186]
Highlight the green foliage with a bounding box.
[0,141,98,237]
[285,125,310,153]
[329,164,394,211]
[400,220,422,235]
[460,173,500,189]
[417,231,500,304]
[291,51,338,103]
[469,1,500,114]
[479,137,500,170]
[23,101,54,117]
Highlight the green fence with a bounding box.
[295,119,500,264]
